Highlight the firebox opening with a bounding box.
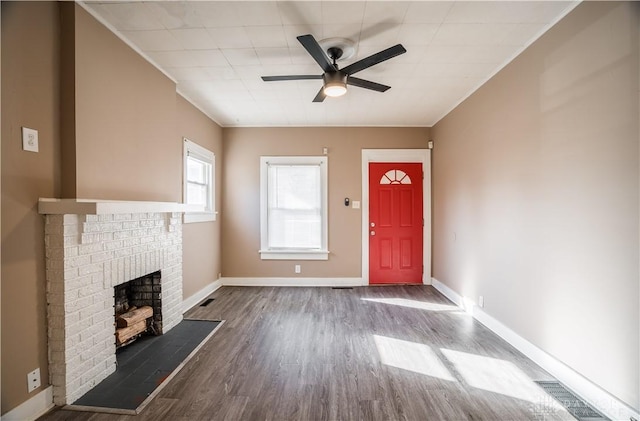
[114,271,162,348]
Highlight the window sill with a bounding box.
[259,249,329,261]
[184,212,217,224]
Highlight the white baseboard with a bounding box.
[431,277,639,421]
[221,277,364,287]
[431,278,465,308]
[182,279,223,313]
[2,386,54,421]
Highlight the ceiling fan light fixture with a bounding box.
[324,82,347,97]
[323,72,348,97]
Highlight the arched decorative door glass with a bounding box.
[380,170,412,185]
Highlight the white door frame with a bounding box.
[361,149,431,285]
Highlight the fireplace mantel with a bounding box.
[38,198,202,215]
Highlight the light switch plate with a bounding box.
[352,201,360,209]
[22,127,39,153]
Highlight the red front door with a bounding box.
[369,163,423,284]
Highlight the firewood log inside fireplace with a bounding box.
[115,305,153,345]
[116,306,153,327]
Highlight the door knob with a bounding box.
[370,222,375,227]
[370,231,376,236]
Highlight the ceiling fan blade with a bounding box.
[312,87,326,103]
[341,44,407,75]
[262,75,322,81]
[297,34,337,73]
[347,77,391,92]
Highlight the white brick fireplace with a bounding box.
[39,199,197,406]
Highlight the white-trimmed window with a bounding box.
[260,156,328,260]
[183,138,216,223]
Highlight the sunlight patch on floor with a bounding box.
[373,335,456,381]
[440,348,564,409]
[362,297,462,313]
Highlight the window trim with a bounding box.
[183,138,216,223]
[259,156,329,261]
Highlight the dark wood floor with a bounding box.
[40,286,574,421]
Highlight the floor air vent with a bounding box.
[535,381,609,421]
[200,298,215,307]
[332,287,354,290]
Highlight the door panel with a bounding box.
[380,239,392,269]
[399,189,413,227]
[369,163,423,284]
[378,189,392,227]
[400,238,412,269]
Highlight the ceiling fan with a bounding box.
[261,34,407,102]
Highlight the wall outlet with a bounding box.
[352,200,360,209]
[478,295,485,308]
[22,127,39,153]
[27,368,41,392]
[295,265,301,274]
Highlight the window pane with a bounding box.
[187,157,207,184]
[269,165,320,210]
[269,210,321,249]
[187,182,207,207]
[267,164,321,249]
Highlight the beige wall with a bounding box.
[177,96,223,298]
[222,127,429,278]
[60,3,76,198]
[1,4,224,414]
[1,2,60,412]
[70,6,224,299]
[432,1,639,410]
[73,4,180,202]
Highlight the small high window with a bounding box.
[183,138,216,223]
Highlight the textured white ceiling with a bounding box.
[82,1,578,127]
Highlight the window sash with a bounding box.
[187,156,209,184]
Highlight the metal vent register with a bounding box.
[535,381,609,421]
